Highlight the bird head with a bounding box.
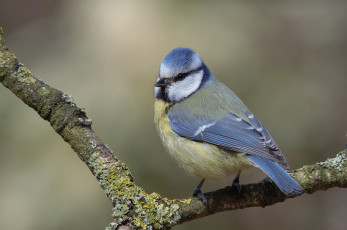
[155,47,212,103]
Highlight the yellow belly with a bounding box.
[154,99,254,180]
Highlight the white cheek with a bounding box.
[166,70,203,102]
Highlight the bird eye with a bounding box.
[176,73,185,80]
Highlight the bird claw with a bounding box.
[191,187,208,207]
[232,171,242,196]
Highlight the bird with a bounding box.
[154,47,302,205]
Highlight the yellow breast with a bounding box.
[154,99,253,180]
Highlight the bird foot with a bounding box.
[191,187,208,207]
[232,176,242,196]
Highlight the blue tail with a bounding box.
[247,155,302,196]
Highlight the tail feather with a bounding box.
[247,155,302,196]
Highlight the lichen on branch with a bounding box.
[1,27,346,230]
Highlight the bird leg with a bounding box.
[232,171,242,195]
[191,179,207,206]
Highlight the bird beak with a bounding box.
[155,78,169,87]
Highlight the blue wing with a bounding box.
[168,109,302,195]
[168,110,289,170]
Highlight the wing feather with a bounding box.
[168,111,289,170]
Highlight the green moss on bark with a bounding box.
[1,26,346,230]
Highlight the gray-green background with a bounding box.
[1,1,346,230]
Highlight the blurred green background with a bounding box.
[1,1,346,230]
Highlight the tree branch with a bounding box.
[1,27,346,230]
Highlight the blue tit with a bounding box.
[154,47,302,204]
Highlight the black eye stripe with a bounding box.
[175,73,186,81]
[173,66,204,82]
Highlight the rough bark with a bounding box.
[0,27,346,230]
